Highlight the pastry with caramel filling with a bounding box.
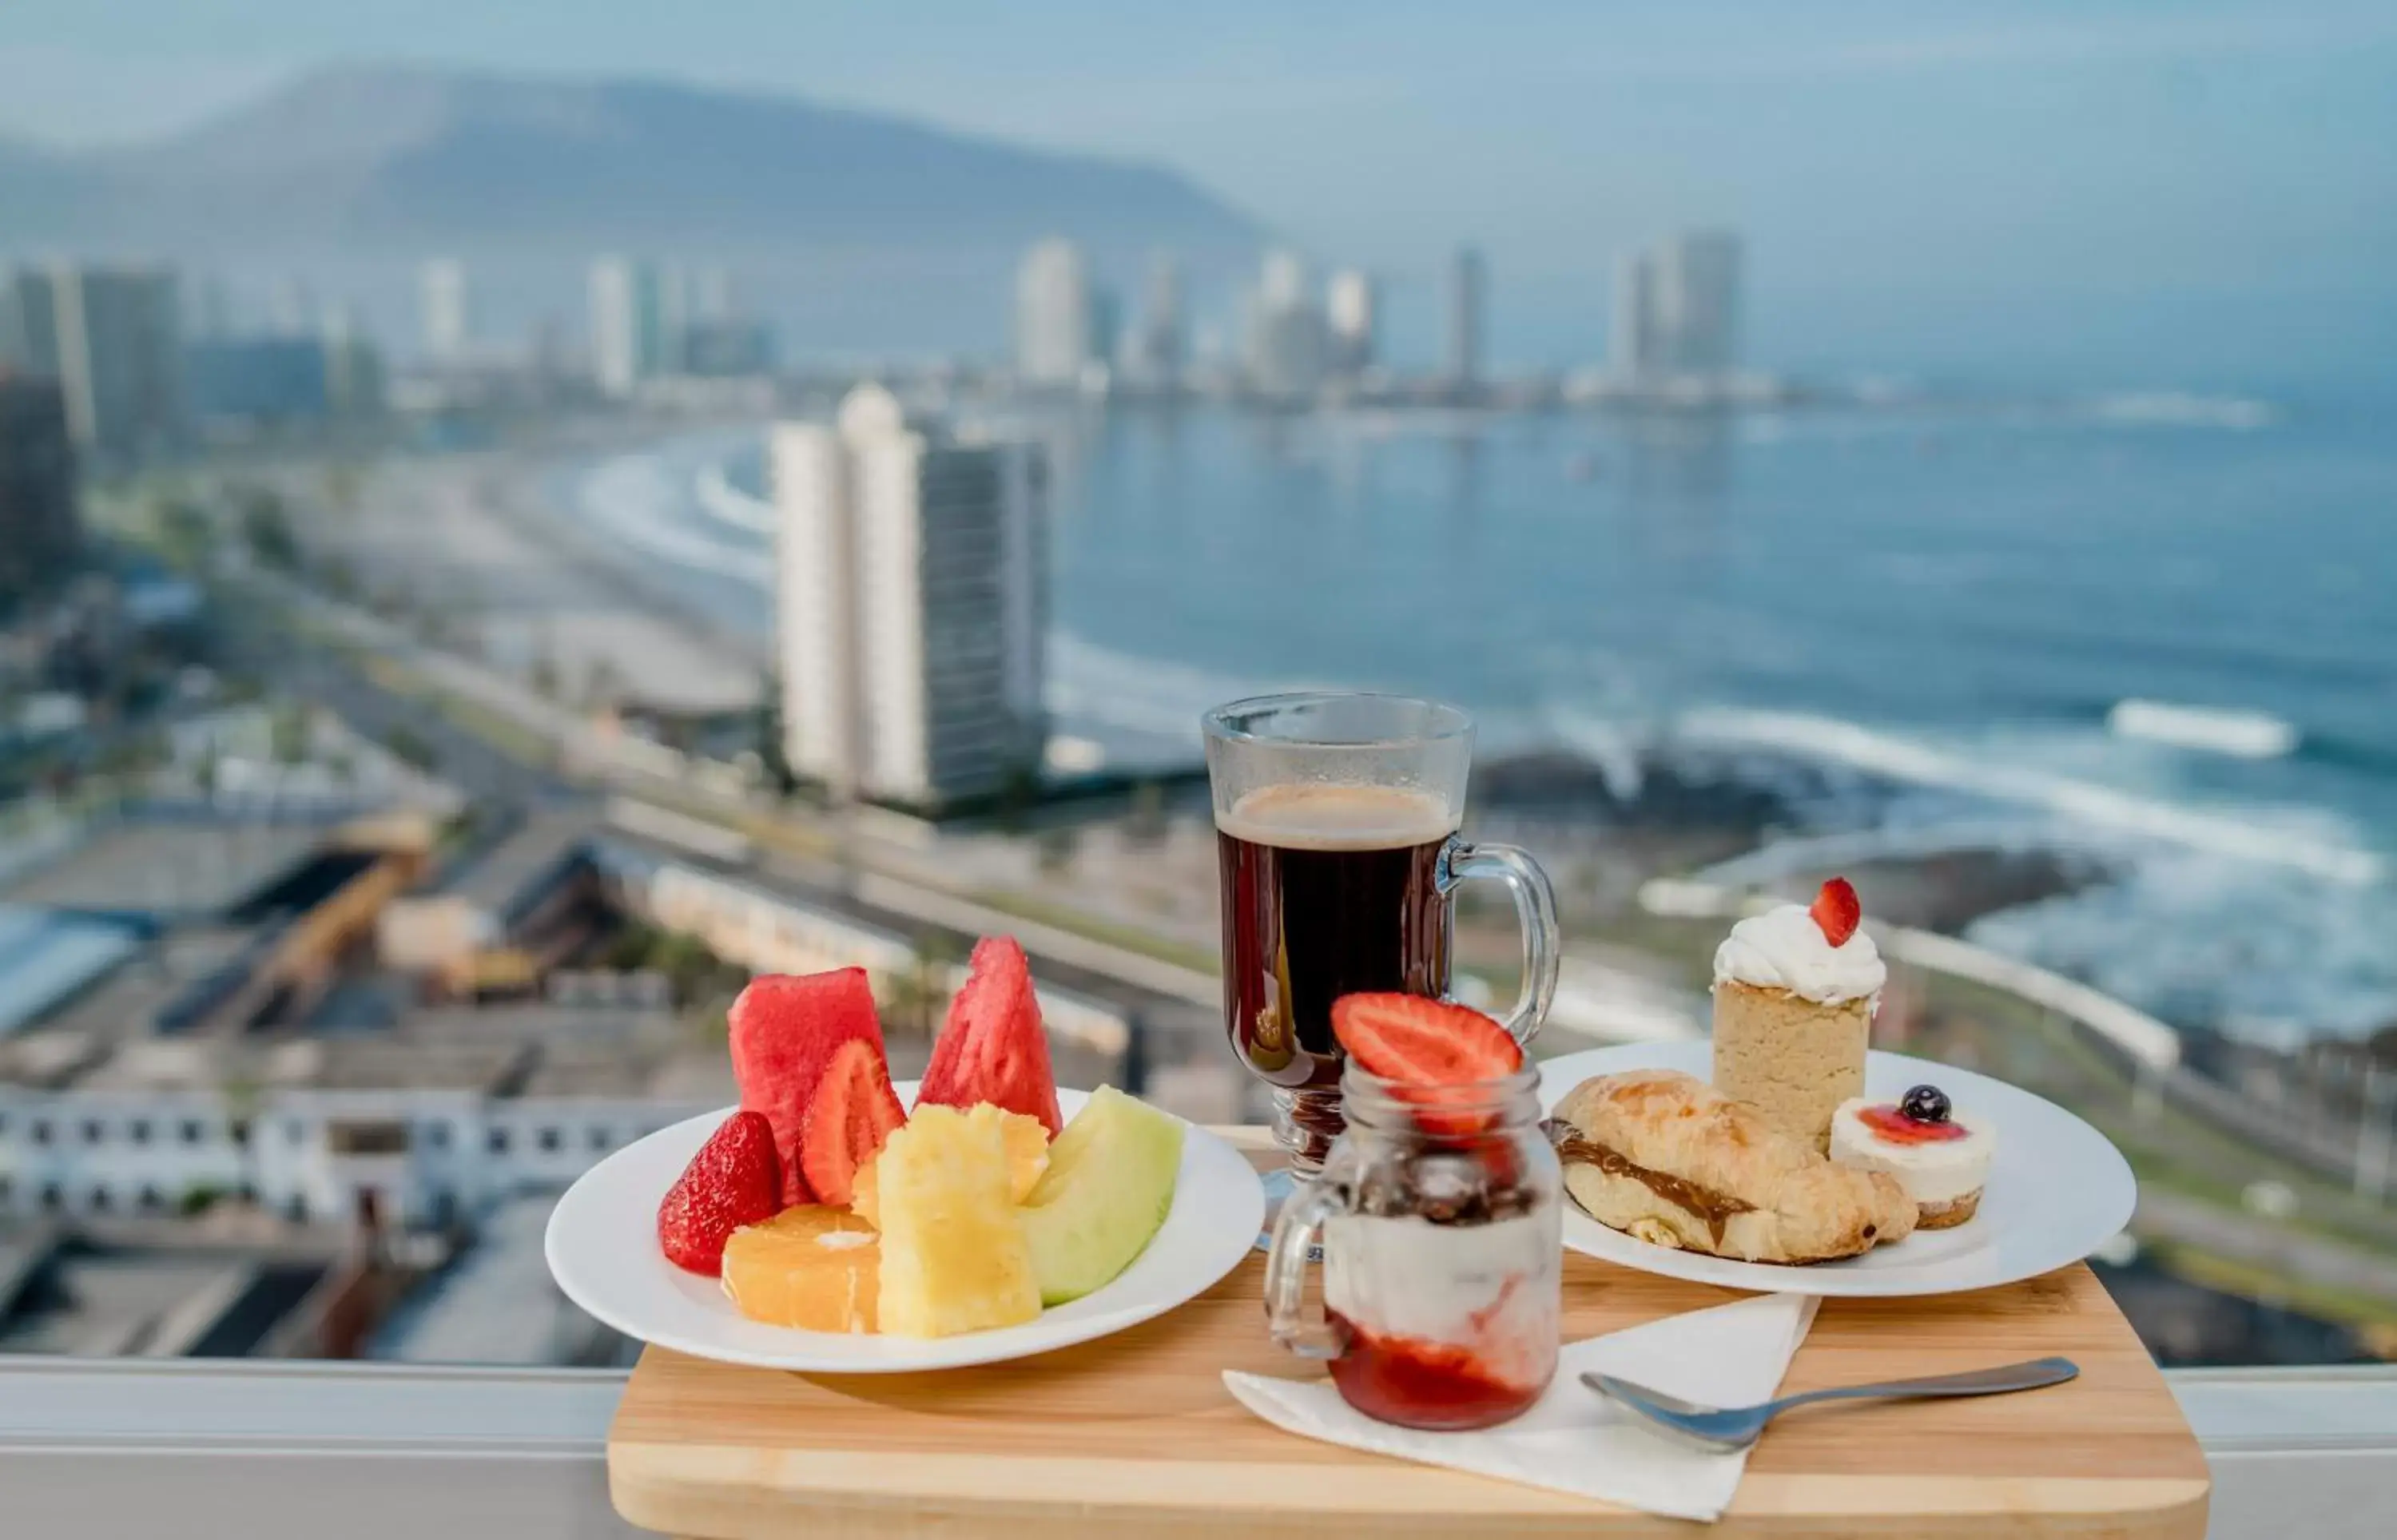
[1549,1070,1917,1264]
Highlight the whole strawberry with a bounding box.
[657,1110,781,1276]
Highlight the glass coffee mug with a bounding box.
[1204,691,1560,1178]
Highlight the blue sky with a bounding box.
[6,2,2394,384]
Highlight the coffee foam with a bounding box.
[1216,783,1458,851]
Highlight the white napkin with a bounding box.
[1223,1293,1819,1523]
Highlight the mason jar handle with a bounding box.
[1262,1177,1350,1359]
[1442,837,1560,1046]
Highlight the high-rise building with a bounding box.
[771,386,1047,807]
[0,373,79,609]
[1128,252,1184,385]
[419,259,471,362]
[1611,251,1656,380]
[590,257,668,398]
[0,264,183,458]
[658,264,697,377]
[1247,250,1325,398]
[1088,287,1121,379]
[1326,268,1377,376]
[1654,232,1742,376]
[1446,247,1485,388]
[1015,239,1093,387]
[322,305,387,420]
[1613,231,1743,381]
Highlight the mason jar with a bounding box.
[1262,1059,1563,1430]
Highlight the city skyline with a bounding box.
[3,5,2388,316]
[1,38,2389,384]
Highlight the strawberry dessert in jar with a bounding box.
[1263,995,1563,1431]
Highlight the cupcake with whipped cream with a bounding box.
[1832,1084,1994,1228]
[1709,878,1884,1153]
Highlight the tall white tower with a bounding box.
[1015,239,1093,387]
[1611,251,1656,380]
[1247,250,1324,397]
[1447,246,1485,388]
[420,259,471,362]
[1653,232,1742,376]
[1326,268,1377,375]
[772,387,1048,807]
[1613,232,1743,382]
[589,256,666,398]
[1131,252,1184,384]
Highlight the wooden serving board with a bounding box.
[608,1138,2208,1539]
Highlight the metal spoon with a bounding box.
[1582,1355,2079,1451]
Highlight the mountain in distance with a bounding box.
[0,63,1262,260]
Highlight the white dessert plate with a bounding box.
[1537,1042,2136,1297]
[545,1084,1264,1372]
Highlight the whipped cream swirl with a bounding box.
[1712,903,1886,1006]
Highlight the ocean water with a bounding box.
[563,395,2397,1047]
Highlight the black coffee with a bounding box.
[1217,784,1457,1148]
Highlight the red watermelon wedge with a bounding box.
[729,968,888,1205]
[918,936,1063,1134]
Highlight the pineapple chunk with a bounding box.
[853,1105,1047,1228]
[873,1104,1042,1337]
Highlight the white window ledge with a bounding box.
[2,1357,2395,1538]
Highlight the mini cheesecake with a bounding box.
[1830,1089,1994,1229]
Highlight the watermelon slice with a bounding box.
[729,968,888,1205]
[918,937,1063,1134]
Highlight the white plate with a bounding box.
[1537,1042,2136,1297]
[545,1085,1264,1372]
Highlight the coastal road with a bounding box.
[218,578,583,812]
[2133,1187,2397,1305]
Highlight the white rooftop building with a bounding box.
[0,1033,702,1231]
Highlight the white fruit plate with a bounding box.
[1538,1042,2137,1297]
[545,1084,1264,1373]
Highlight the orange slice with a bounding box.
[720,1206,880,1333]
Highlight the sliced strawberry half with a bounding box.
[657,1110,781,1276]
[798,1037,908,1208]
[1332,992,1521,1138]
[1333,992,1524,1084]
[1809,877,1862,947]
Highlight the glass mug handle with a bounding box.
[1441,836,1561,1046]
[1262,1176,1350,1359]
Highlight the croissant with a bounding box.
[1550,1070,1917,1264]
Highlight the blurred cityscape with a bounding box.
[2,48,2394,1371]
